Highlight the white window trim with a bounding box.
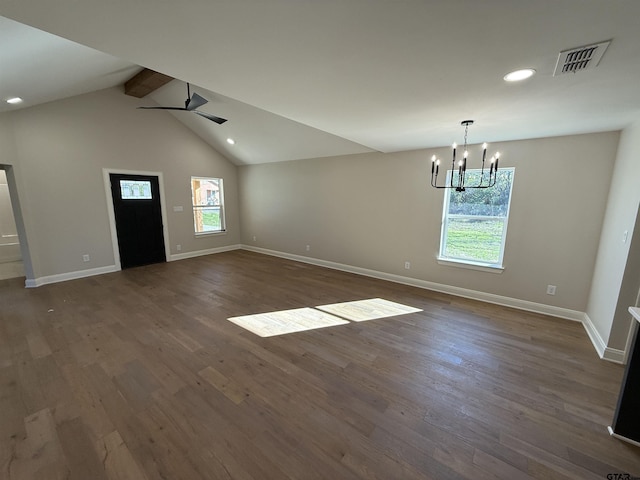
[438,167,515,271]
[195,230,227,238]
[436,256,504,273]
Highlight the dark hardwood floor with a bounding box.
[1,250,638,479]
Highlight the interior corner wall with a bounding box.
[586,119,640,351]
[238,131,619,313]
[5,87,240,281]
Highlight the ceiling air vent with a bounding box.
[553,40,611,76]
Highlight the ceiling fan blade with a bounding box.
[138,106,188,111]
[193,111,228,124]
[186,93,208,111]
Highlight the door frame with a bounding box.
[102,168,171,270]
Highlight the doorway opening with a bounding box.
[0,168,24,280]
[0,164,36,287]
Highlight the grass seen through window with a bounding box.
[202,210,221,230]
[440,168,514,266]
[443,218,504,263]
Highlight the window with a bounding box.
[120,179,152,199]
[439,168,514,269]
[191,177,225,234]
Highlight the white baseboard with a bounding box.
[582,313,626,364]
[168,244,241,262]
[608,426,640,448]
[240,245,584,322]
[26,265,120,288]
[582,313,607,358]
[25,244,243,287]
[602,347,626,364]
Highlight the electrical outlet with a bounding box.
[176,244,182,251]
[546,285,557,295]
[253,235,257,242]
[82,254,90,262]
[405,261,411,270]
[306,245,310,251]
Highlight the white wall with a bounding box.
[586,119,640,351]
[239,132,619,313]
[4,87,240,281]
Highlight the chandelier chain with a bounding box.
[463,123,469,150]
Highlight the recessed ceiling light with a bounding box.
[226,138,235,145]
[6,97,23,104]
[503,69,536,82]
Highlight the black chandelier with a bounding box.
[430,120,500,191]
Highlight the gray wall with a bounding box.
[2,87,240,280]
[239,132,620,313]
[587,119,640,351]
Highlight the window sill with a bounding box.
[437,257,504,274]
[195,230,227,237]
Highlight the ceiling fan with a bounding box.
[138,83,228,124]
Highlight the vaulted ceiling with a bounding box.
[2,1,640,165]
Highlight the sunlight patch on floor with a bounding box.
[317,298,422,322]
[228,307,348,337]
[228,298,422,337]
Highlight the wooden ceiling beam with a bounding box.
[124,68,174,98]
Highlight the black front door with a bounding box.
[110,173,166,269]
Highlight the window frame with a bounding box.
[191,176,226,236]
[438,167,515,271]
